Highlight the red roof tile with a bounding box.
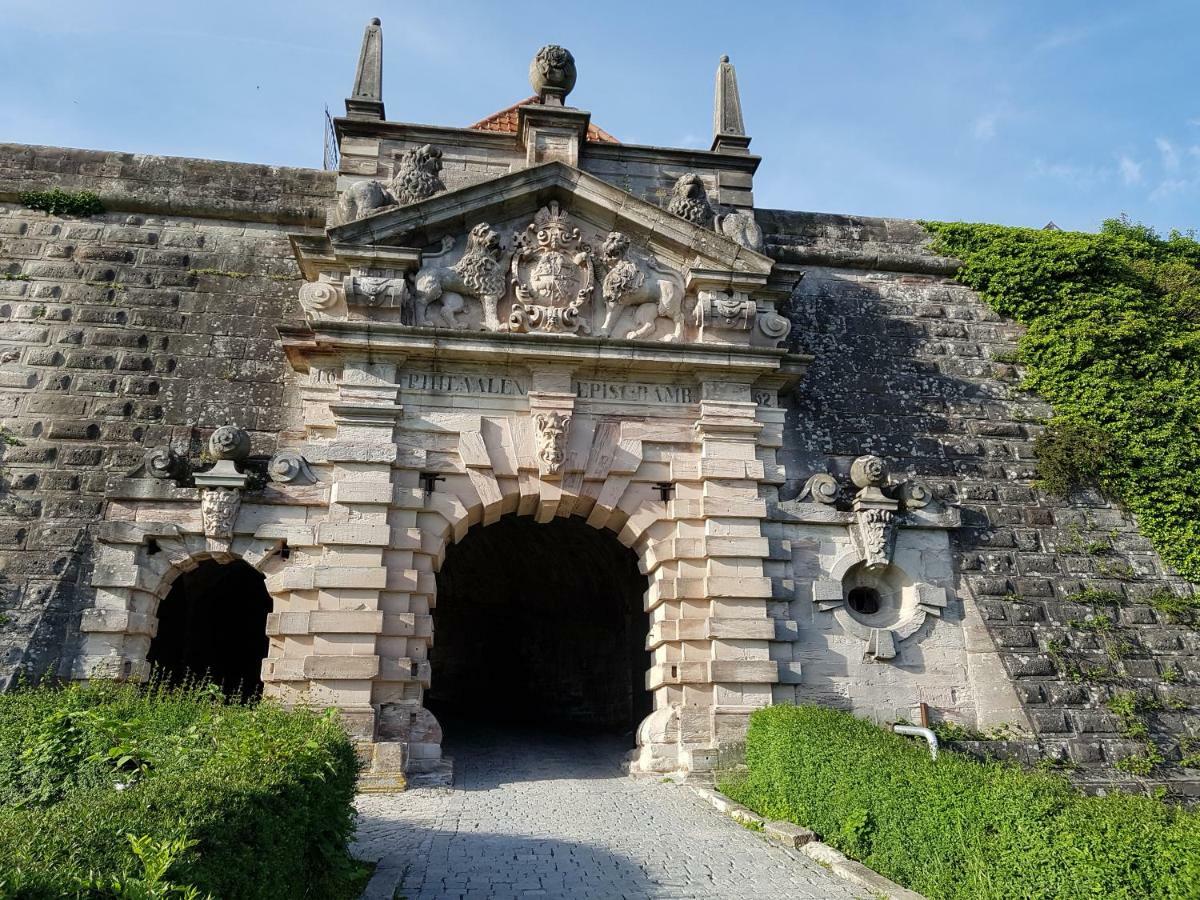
[468,97,619,143]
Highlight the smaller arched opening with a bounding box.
[147,559,272,701]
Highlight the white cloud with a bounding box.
[1031,158,1108,189]
[1035,25,1094,52]
[1156,138,1180,171]
[1034,14,1133,53]
[1118,155,1143,185]
[1149,178,1195,201]
[973,113,998,141]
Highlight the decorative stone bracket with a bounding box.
[143,427,315,542]
[786,455,958,662]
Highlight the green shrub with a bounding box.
[926,218,1200,582]
[720,705,1200,900]
[0,682,366,899]
[19,189,104,217]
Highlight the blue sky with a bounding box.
[3,1,1197,234]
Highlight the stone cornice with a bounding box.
[278,320,809,379]
[331,117,761,175]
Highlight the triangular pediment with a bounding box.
[325,161,772,278]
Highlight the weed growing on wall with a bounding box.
[19,188,104,217]
[925,218,1200,582]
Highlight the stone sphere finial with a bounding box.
[370,17,381,25]
[208,425,251,463]
[529,45,577,105]
[850,454,888,490]
[720,54,730,63]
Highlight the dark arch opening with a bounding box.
[147,559,272,701]
[429,514,651,738]
[847,586,881,616]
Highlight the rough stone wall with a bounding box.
[762,209,1200,791]
[0,144,334,688]
[2,139,1197,788]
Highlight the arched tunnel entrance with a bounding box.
[429,514,651,742]
[147,559,272,701]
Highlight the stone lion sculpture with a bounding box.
[412,223,507,330]
[666,173,714,228]
[598,231,687,342]
[335,144,445,224]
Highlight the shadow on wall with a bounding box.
[776,265,1031,718]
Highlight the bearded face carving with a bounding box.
[533,412,572,478]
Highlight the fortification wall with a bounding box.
[762,209,1199,792]
[0,144,334,687]
[0,143,1196,789]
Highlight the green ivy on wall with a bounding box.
[925,218,1200,582]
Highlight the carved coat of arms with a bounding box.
[509,202,593,334]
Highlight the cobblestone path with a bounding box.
[354,726,866,900]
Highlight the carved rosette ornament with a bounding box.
[510,203,593,335]
[533,412,572,478]
[298,279,346,319]
[209,425,250,461]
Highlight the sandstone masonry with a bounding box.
[1,27,1196,794]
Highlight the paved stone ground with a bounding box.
[354,726,867,900]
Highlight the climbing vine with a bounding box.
[925,218,1200,582]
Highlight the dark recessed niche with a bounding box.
[847,586,882,616]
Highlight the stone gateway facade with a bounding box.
[2,23,1198,793]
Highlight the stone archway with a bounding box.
[147,558,273,701]
[429,512,650,737]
